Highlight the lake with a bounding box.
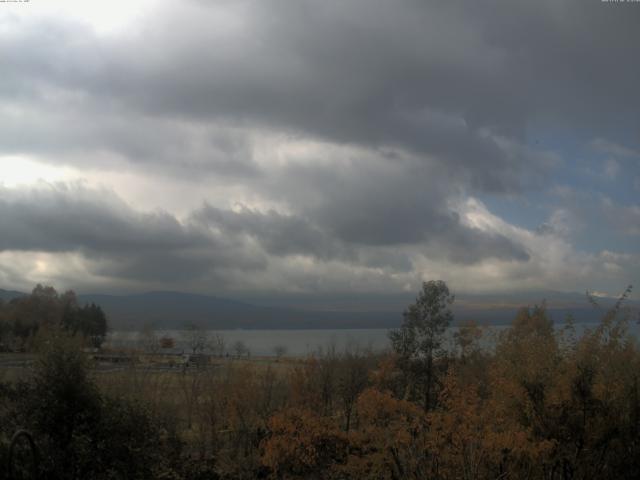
[105,321,640,357]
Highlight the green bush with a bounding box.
[0,333,183,479]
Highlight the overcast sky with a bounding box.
[0,0,639,299]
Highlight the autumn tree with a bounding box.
[273,344,287,361]
[217,364,263,475]
[453,320,483,360]
[288,357,325,413]
[342,388,429,480]
[317,346,339,416]
[159,335,176,349]
[138,323,160,353]
[232,340,249,358]
[261,407,347,479]
[5,285,108,349]
[210,332,225,357]
[182,322,210,354]
[338,347,370,431]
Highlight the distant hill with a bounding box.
[51,290,640,330]
[1,287,637,331]
[77,291,397,331]
[0,288,26,302]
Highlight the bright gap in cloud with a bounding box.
[4,0,158,35]
[0,156,74,187]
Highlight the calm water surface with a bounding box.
[106,322,640,357]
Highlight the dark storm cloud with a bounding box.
[0,181,527,288]
[3,1,638,169]
[469,0,640,127]
[262,151,531,263]
[191,204,350,261]
[0,0,585,188]
[0,183,265,282]
[0,183,209,253]
[93,250,259,283]
[25,0,629,185]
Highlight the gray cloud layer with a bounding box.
[0,0,638,294]
[0,182,528,287]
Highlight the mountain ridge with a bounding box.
[1,287,637,330]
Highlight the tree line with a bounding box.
[0,281,639,479]
[0,284,108,351]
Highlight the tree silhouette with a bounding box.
[389,280,454,411]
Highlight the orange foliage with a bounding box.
[261,407,347,479]
[288,358,324,411]
[259,298,640,479]
[340,388,430,480]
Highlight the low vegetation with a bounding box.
[0,281,639,479]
